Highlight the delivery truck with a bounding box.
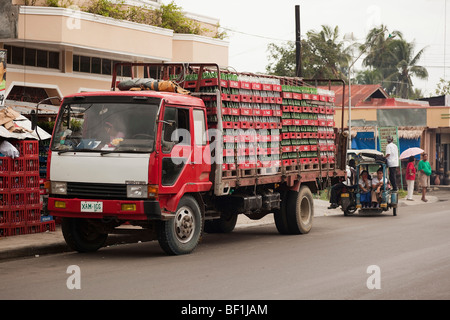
[44,62,347,255]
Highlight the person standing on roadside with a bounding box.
[418,153,432,202]
[385,136,399,191]
[406,156,416,201]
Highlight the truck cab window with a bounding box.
[161,107,190,153]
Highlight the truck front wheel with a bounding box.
[61,218,108,253]
[157,196,203,255]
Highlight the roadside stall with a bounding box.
[0,107,52,237]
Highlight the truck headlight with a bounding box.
[51,181,67,195]
[127,184,147,198]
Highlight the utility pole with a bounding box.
[295,5,302,78]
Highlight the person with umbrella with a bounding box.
[418,153,432,202]
[405,156,416,201]
[385,136,399,191]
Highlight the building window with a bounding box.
[73,54,131,77]
[4,45,59,69]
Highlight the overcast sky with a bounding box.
[163,0,449,97]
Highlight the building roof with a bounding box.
[357,98,429,108]
[321,84,389,107]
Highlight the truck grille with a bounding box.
[67,182,127,199]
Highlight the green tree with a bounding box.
[266,41,297,77]
[435,78,450,95]
[354,69,383,85]
[266,25,351,79]
[384,40,428,98]
[154,1,201,34]
[362,25,428,98]
[306,25,351,79]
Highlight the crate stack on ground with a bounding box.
[0,140,55,238]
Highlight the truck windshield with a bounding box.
[51,100,160,153]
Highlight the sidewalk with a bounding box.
[0,192,439,261]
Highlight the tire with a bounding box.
[393,207,397,216]
[61,218,108,253]
[274,190,290,234]
[204,212,237,233]
[286,186,314,234]
[344,205,357,216]
[157,196,203,255]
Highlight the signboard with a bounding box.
[378,126,398,154]
[0,49,6,107]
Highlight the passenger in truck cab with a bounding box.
[104,121,125,145]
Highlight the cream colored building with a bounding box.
[1,0,229,109]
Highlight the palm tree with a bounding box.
[384,40,428,98]
[306,25,352,79]
[362,25,428,98]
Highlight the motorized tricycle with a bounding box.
[341,151,398,216]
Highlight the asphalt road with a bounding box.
[1,193,449,301]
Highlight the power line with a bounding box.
[221,26,292,42]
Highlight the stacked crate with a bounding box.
[280,85,336,170]
[0,140,54,238]
[187,72,284,176]
[181,70,337,177]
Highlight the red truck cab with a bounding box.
[47,90,212,255]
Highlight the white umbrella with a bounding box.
[400,147,424,159]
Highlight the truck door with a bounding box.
[159,106,193,195]
[191,108,211,183]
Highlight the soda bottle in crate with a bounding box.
[25,157,39,173]
[9,208,26,225]
[26,205,41,223]
[0,157,10,174]
[0,209,9,225]
[10,173,25,191]
[25,190,41,206]
[25,174,40,191]
[10,191,25,209]
[0,191,10,209]
[0,173,10,191]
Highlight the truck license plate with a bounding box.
[81,201,103,213]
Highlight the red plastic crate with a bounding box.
[0,173,10,191]
[13,140,39,157]
[25,158,39,173]
[9,208,26,225]
[26,206,41,222]
[9,191,25,208]
[0,191,10,209]
[8,223,26,236]
[0,157,10,174]
[0,225,9,237]
[0,209,9,224]
[25,191,41,206]
[10,174,25,190]
[25,174,40,190]
[41,220,56,232]
[10,157,24,174]
[26,221,42,234]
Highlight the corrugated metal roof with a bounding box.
[320,84,389,107]
[4,100,60,115]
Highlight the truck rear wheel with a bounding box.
[286,186,314,234]
[61,218,108,253]
[157,196,203,255]
[274,190,290,234]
